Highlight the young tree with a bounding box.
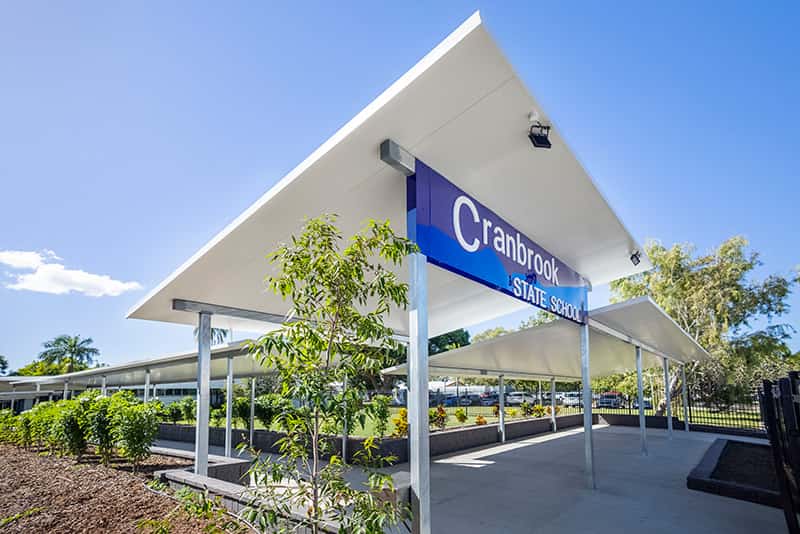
[0,354,7,375]
[245,215,415,533]
[611,236,798,410]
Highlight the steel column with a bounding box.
[580,321,596,489]
[34,383,41,406]
[101,376,107,397]
[663,358,673,438]
[144,370,151,403]
[63,381,69,401]
[550,377,557,432]
[225,355,234,457]
[498,375,506,443]
[195,311,212,475]
[636,346,647,455]
[249,378,256,446]
[681,364,690,432]
[408,252,430,534]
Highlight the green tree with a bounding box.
[519,310,556,329]
[0,355,7,375]
[38,335,99,374]
[245,215,413,533]
[14,360,89,376]
[471,326,511,343]
[429,329,470,355]
[611,236,798,409]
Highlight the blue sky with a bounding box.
[1,1,798,371]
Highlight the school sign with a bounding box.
[407,160,588,324]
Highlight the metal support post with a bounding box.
[225,355,234,457]
[101,376,107,397]
[408,253,430,534]
[550,377,557,432]
[681,364,690,432]
[144,370,151,403]
[580,321,596,489]
[498,375,506,442]
[664,358,673,438]
[636,346,647,455]
[63,381,69,401]
[195,311,212,475]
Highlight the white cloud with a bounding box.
[0,249,59,269]
[0,249,141,297]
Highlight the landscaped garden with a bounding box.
[0,392,252,533]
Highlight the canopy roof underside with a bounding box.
[382,297,709,381]
[0,344,257,392]
[127,11,649,338]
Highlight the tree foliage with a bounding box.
[244,215,414,533]
[0,354,7,375]
[428,329,470,355]
[38,335,100,374]
[610,236,798,405]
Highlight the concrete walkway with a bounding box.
[157,425,785,533]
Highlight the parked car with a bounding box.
[562,392,581,407]
[443,394,475,407]
[480,392,499,406]
[597,392,625,409]
[506,392,536,405]
[633,397,653,410]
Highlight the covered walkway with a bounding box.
[417,426,780,533]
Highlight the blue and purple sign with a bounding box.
[407,160,588,324]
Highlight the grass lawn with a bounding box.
[166,402,764,436]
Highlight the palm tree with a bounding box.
[39,335,100,374]
[193,327,232,346]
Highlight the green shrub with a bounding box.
[391,408,408,437]
[27,401,60,452]
[532,404,546,418]
[210,407,225,428]
[254,393,283,430]
[0,409,16,443]
[165,403,183,424]
[114,402,160,472]
[54,400,88,460]
[454,407,468,424]
[15,412,32,448]
[520,401,533,417]
[177,396,196,423]
[233,396,251,429]
[87,396,116,464]
[428,405,447,431]
[369,395,392,438]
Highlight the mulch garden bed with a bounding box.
[711,440,778,492]
[0,444,215,533]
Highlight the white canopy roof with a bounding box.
[1,343,260,392]
[382,297,709,381]
[127,11,649,338]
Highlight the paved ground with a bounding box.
[157,425,785,533]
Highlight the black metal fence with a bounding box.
[760,372,800,533]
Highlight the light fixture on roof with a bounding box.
[630,250,642,266]
[528,122,552,149]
